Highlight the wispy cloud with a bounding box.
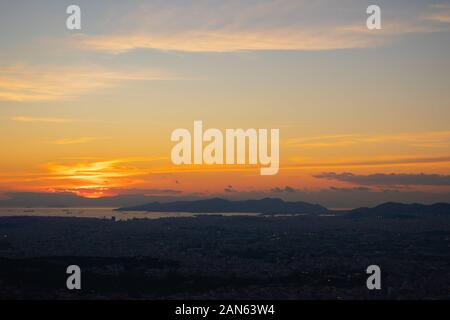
[74,28,382,54]
[424,3,450,24]
[328,186,372,192]
[0,64,175,102]
[287,131,450,148]
[53,187,181,198]
[26,157,167,196]
[51,137,107,145]
[315,172,450,186]
[0,157,168,190]
[288,156,450,169]
[44,157,165,182]
[11,116,76,123]
[426,13,450,24]
[71,0,444,54]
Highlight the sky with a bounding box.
[1,0,450,208]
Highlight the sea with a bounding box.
[0,208,260,221]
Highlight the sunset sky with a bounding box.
[1,0,450,207]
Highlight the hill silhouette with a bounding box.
[348,202,450,218]
[117,197,328,214]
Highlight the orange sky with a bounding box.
[1,1,450,203]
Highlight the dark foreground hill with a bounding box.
[117,197,328,214]
[349,202,450,218]
[1,214,450,299]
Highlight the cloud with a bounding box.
[0,64,174,102]
[426,13,450,24]
[39,157,166,187]
[71,0,443,54]
[45,159,147,182]
[0,157,170,197]
[315,172,450,186]
[288,156,450,169]
[424,3,450,24]
[225,185,240,193]
[328,186,372,192]
[11,116,76,123]
[54,187,181,198]
[51,137,107,145]
[74,28,381,54]
[287,131,450,148]
[271,186,297,193]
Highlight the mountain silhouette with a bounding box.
[349,202,450,218]
[117,197,328,214]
